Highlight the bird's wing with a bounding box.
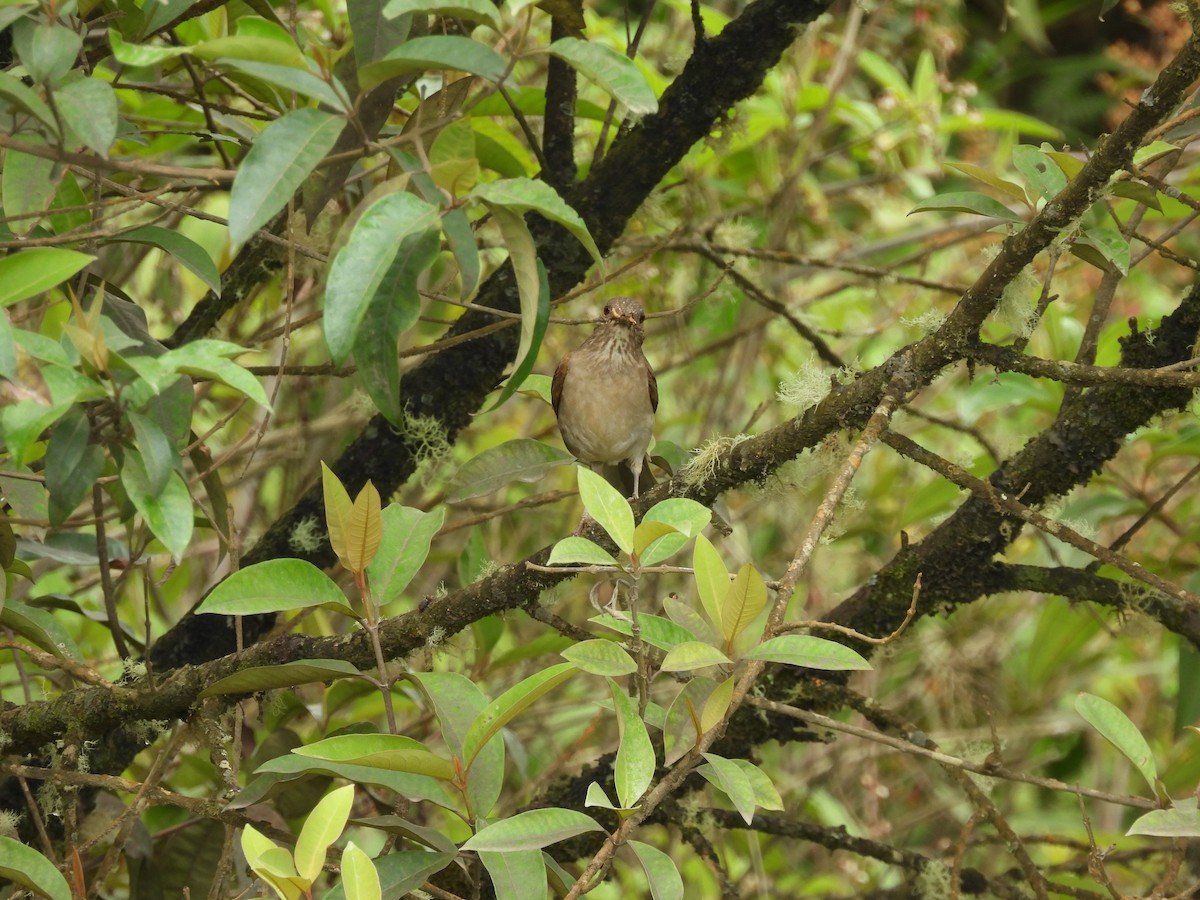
[551,352,571,416]
[646,356,659,413]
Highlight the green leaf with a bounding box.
[366,504,446,607]
[294,734,457,781]
[590,613,695,651]
[699,675,733,734]
[448,439,572,502]
[191,35,306,68]
[743,635,872,671]
[472,176,602,266]
[1127,806,1200,838]
[121,450,193,560]
[44,406,104,526]
[909,191,1025,223]
[720,563,767,644]
[0,835,72,900]
[610,679,655,809]
[195,558,356,617]
[324,192,440,365]
[199,659,368,698]
[351,227,441,425]
[735,760,784,811]
[547,536,617,566]
[1,599,81,660]
[219,58,350,112]
[358,35,508,91]
[576,466,634,555]
[55,76,118,156]
[107,29,188,65]
[659,641,732,672]
[115,226,222,296]
[409,671,504,817]
[639,498,709,566]
[944,162,1028,204]
[692,535,727,635]
[339,843,381,900]
[632,521,677,558]
[1012,144,1066,201]
[252,752,457,809]
[546,37,657,116]
[461,662,578,768]
[323,850,454,900]
[140,0,196,37]
[459,808,603,852]
[1075,224,1130,275]
[663,677,716,765]
[479,850,547,900]
[628,840,684,900]
[344,480,382,573]
[322,461,353,567]
[482,206,546,412]
[3,145,59,236]
[699,752,755,824]
[11,19,81,85]
[348,0,412,68]
[295,784,355,883]
[382,0,502,30]
[1075,692,1158,795]
[157,340,270,407]
[228,108,345,252]
[0,71,58,130]
[561,639,636,676]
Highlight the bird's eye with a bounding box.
[603,303,613,316]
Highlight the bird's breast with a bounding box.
[557,347,654,466]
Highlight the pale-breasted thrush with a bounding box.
[552,297,658,498]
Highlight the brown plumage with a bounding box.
[552,297,658,498]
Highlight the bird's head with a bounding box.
[601,297,646,331]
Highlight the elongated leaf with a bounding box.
[339,843,381,900]
[610,679,655,809]
[12,19,81,84]
[692,534,727,635]
[55,76,118,156]
[115,226,221,295]
[324,192,440,364]
[663,677,716,765]
[547,536,617,566]
[0,835,71,900]
[157,340,270,407]
[485,206,547,411]
[44,406,104,526]
[108,29,188,65]
[3,146,59,236]
[1,599,81,660]
[1127,806,1200,837]
[720,563,766,644]
[191,35,306,68]
[251,752,457,808]
[909,191,1025,223]
[546,37,657,116]
[629,840,684,900]
[358,35,508,91]
[448,439,572,502]
[699,675,734,734]
[199,659,367,698]
[295,784,355,883]
[461,662,578,767]
[344,480,382,573]
[0,71,58,130]
[351,226,440,424]
[367,504,446,607]
[219,58,350,112]
[659,641,732,672]
[577,466,634,555]
[562,639,636,676]
[699,753,755,824]
[323,851,454,900]
[195,558,355,617]
[734,759,784,811]
[294,734,456,781]
[1075,692,1158,795]
[459,808,602,852]
[382,0,502,30]
[638,498,710,565]
[478,849,545,900]
[944,162,1027,203]
[228,108,345,252]
[743,635,871,670]
[121,450,193,560]
[591,613,694,651]
[1012,144,1066,201]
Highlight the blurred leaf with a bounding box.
[473,176,602,266]
[322,461,353,568]
[699,752,755,824]
[909,191,1025,223]
[157,340,270,407]
[294,733,456,781]
[546,37,657,116]
[121,449,192,560]
[449,439,572,502]
[107,29,188,65]
[2,144,59,236]
[344,480,382,573]
[295,784,355,883]
[0,599,81,660]
[44,406,103,526]
[663,676,715,765]
[720,563,767,645]
[547,536,618,566]
[115,226,221,296]
[1127,805,1200,837]
[0,72,57,131]
[591,613,694,651]
[1075,692,1158,796]
[338,843,381,900]
[0,835,72,900]
[55,76,118,156]
[692,534,727,636]
[359,36,508,91]
[699,675,733,735]
[199,659,368,698]
[1012,144,1066,200]
[367,504,446,607]
[323,851,454,900]
[659,641,732,672]
[12,19,81,84]
[383,0,502,30]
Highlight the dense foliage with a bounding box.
[2,0,1200,896]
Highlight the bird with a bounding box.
[552,296,658,499]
